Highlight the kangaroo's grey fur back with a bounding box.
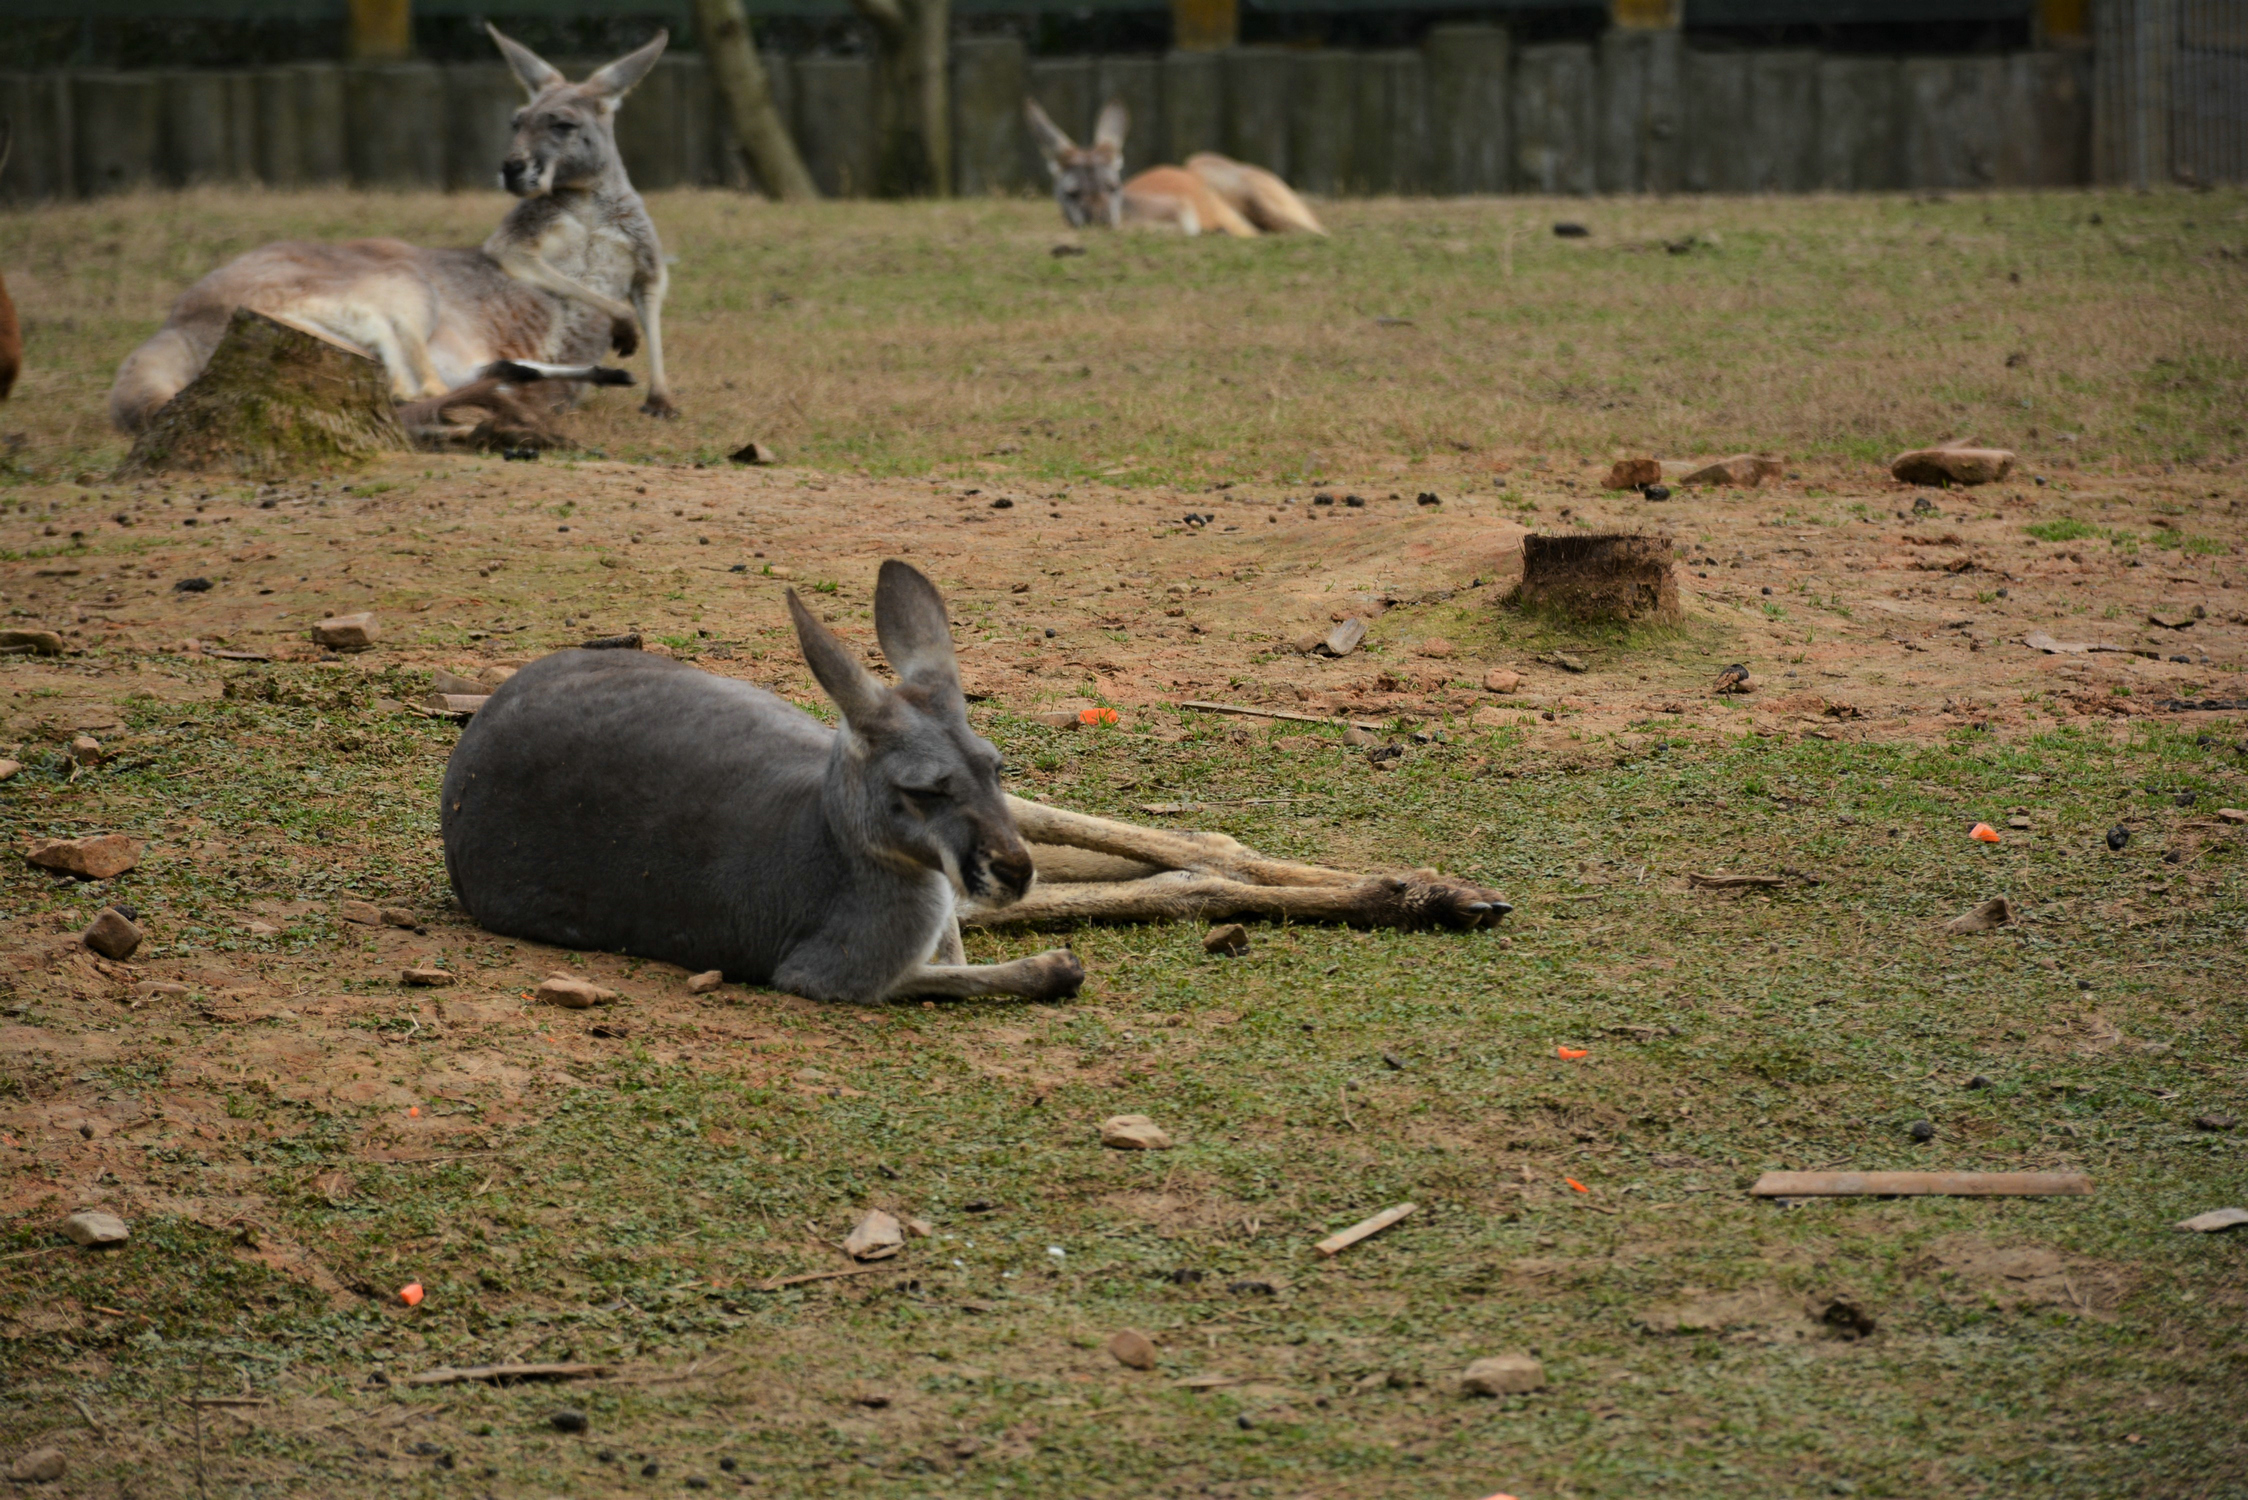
[441,561,1082,1005]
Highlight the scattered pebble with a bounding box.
[537,975,616,1009]
[82,907,143,961]
[1908,1120,1936,1142]
[550,1409,588,1434]
[401,967,456,987]
[844,1208,906,1261]
[2194,1114,2237,1132]
[1106,1329,1158,1370]
[1202,923,1249,957]
[311,611,380,650]
[61,1210,128,1247]
[1100,1114,1174,1151]
[7,1447,65,1484]
[686,969,724,994]
[1460,1354,1546,1397]
[1967,1075,1993,1090]
[25,834,144,881]
[2107,826,2130,851]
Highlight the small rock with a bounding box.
[1416,637,1453,659]
[380,907,417,929]
[1908,1120,1936,1142]
[0,759,20,781]
[1483,668,1521,694]
[61,1210,129,1247]
[135,980,189,1002]
[1552,221,1590,238]
[1944,896,2014,935]
[2194,1114,2238,1132]
[1813,1292,1877,1340]
[1967,1075,1993,1090]
[311,612,379,651]
[1202,923,1249,957]
[1106,1329,1158,1370]
[1341,725,1378,747]
[844,1208,905,1261]
[1890,446,2014,486]
[550,1408,588,1434]
[1100,1114,1174,1151]
[7,1447,65,1484]
[82,907,143,961]
[2106,826,2130,851]
[1604,458,1662,490]
[1643,483,1672,501]
[1549,652,1588,673]
[173,576,213,593]
[2217,808,2247,825]
[0,629,65,656]
[2174,1207,2248,1234]
[401,967,456,987]
[1460,1354,1545,1397]
[2007,816,2031,830]
[68,736,103,766]
[339,900,383,925]
[25,834,144,880]
[687,969,724,994]
[1322,618,1367,658]
[728,441,779,466]
[1678,454,1784,488]
[537,975,616,1009]
[1381,1050,1406,1070]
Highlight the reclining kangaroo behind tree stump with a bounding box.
[442,561,1508,1005]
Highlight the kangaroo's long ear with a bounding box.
[585,30,668,107]
[1024,99,1075,167]
[488,24,564,98]
[873,560,962,702]
[789,589,887,729]
[1092,100,1128,160]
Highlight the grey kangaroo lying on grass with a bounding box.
[442,561,1509,1004]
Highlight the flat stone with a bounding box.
[1460,1354,1546,1396]
[339,900,383,925]
[401,967,456,987]
[2175,1207,2248,1233]
[537,975,616,1009]
[1944,896,2014,934]
[1415,637,1453,659]
[26,834,143,881]
[7,1447,65,1483]
[0,760,20,781]
[2194,1114,2238,1132]
[1677,454,1784,488]
[686,969,724,994]
[0,629,66,656]
[1604,458,1662,489]
[1482,668,1522,694]
[69,736,103,765]
[1890,446,2015,486]
[1202,923,1249,957]
[380,907,417,929]
[134,980,190,1001]
[61,1210,129,1247]
[1100,1114,1174,1151]
[311,612,379,650]
[1106,1329,1158,1370]
[844,1208,905,1261]
[1322,618,1367,658]
[2215,808,2246,825]
[82,908,143,961]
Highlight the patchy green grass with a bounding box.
[3,659,2244,1498]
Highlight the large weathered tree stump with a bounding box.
[119,308,409,479]
[1508,531,1681,624]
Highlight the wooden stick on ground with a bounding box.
[1749,1171,2093,1198]
[1688,873,1789,889]
[405,1362,609,1387]
[1314,1202,1417,1256]
[755,1263,898,1292]
[1176,700,1386,732]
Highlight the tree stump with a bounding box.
[1508,532,1681,624]
[119,309,409,479]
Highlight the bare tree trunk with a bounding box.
[852,0,951,197]
[693,0,819,202]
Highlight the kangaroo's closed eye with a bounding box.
[900,786,951,806]
[551,119,578,133]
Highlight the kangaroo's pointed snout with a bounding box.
[983,843,1036,903]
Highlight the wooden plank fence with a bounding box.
[0,33,2096,201]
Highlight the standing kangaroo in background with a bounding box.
[1024,99,1326,239]
[443,561,1088,1005]
[108,27,677,431]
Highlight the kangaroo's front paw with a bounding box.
[1025,949,1085,1002]
[641,393,679,420]
[609,317,640,357]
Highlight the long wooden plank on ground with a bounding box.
[1314,1202,1417,1255]
[1750,1171,2092,1198]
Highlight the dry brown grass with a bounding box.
[1,185,2243,485]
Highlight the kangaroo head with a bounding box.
[1025,98,1127,230]
[788,561,1035,906]
[489,25,666,198]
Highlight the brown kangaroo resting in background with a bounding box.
[1025,99,1326,239]
[108,28,676,431]
[443,561,1507,1005]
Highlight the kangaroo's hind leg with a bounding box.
[885,949,1085,1003]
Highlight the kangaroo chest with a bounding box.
[536,210,640,299]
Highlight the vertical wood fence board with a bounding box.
[444,64,518,194]
[1683,48,1748,192]
[1513,41,1596,194]
[1349,50,1425,194]
[162,71,238,185]
[1902,56,2008,189]
[1221,46,1292,175]
[1744,50,1818,191]
[293,64,350,186]
[1424,24,1509,194]
[1288,51,1356,195]
[2028,48,2093,186]
[72,74,163,196]
[0,73,75,201]
[613,54,688,190]
[795,55,875,197]
[951,36,1028,196]
[1098,55,1164,177]
[1815,56,1901,191]
[1160,49,1223,163]
[254,69,300,186]
[345,63,446,189]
